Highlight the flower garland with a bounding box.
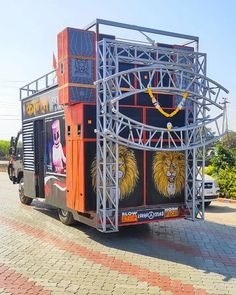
[147,87,189,118]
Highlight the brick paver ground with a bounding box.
[0,172,235,294]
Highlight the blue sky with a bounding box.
[0,0,235,139]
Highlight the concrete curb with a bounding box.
[217,197,236,204]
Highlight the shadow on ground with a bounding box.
[31,200,236,282]
[206,204,236,213]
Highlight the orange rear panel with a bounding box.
[64,104,85,212]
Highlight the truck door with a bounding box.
[34,120,45,197]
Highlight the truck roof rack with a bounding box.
[20,70,57,101]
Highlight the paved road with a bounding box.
[0,172,235,295]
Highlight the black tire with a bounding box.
[58,208,76,225]
[19,178,33,205]
[8,164,14,182]
[205,201,211,207]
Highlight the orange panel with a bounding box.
[64,104,85,212]
[58,28,69,104]
[57,27,96,105]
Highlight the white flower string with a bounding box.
[147,87,189,118]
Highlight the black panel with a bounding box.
[84,142,144,211]
[157,43,173,87]
[146,108,185,142]
[98,34,115,41]
[137,92,153,107]
[146,151,185,205]
[85,142,96,211]
[136,65,157,107]
[158,43,173,62]
[34,120,45,198]
[158,94,173,108]
[119,149,144,208]
[83,105,96,138]
[119,106,143,139]
[119,62,135,105]
[146,108,185,128]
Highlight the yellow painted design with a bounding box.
[147,87,189,118]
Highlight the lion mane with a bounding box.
[152,151,185,197]
[91,146,139,199]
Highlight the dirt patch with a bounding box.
[0,164,7,172]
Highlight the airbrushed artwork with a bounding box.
[91,146,185,203]
[45,116,66,174]
[152,151,185,197]
[91,146,139,199]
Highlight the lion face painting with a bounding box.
[152,151,185,197]
[91,146,139,199]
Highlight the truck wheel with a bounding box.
[58,209,76,225]
[205,201,211,207]
[19,178,33,205]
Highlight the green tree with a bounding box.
[216,167,236,199]
[0,140,10,160]
[221,131,236,149]
[211,143,235,173]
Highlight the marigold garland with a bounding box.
[147,87,189,118]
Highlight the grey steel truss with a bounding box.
[93,23,228,233]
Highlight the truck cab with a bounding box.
[8,130,23,184]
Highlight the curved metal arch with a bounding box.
[96,63,228,152]
[109,87,222,110]
[97,112,225,151]
[109,110,223,133]
[96,64,228,110]
[98,64,228,94]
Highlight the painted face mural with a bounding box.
[51,119,66,174]
[91,146,139,199]
[152,151,185,197]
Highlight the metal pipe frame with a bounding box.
[95,24,228,232]
[96,39,206,78]
[84,19,199,42]
[20,70,57,101]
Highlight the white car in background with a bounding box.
[197,174,220,207]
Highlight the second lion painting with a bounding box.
[152,151,185,198]
[90,146,185,206]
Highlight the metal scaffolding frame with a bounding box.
[91,20,228,232]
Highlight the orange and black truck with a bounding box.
[11,19,227,232]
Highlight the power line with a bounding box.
[0,102,20,105]
[0,85,21,89]
[0,80,27,83]
[0,118,21,121]
[0,115,20,117]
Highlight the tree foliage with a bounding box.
[216,167,236,199]
[221,131,236,149]
[210,143,235,173]
[0,140,10,160]
[208,137,236,199]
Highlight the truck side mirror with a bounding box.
[8,147,13,155]
[10,136,16,146]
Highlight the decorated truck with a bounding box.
[13,19,228,232]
